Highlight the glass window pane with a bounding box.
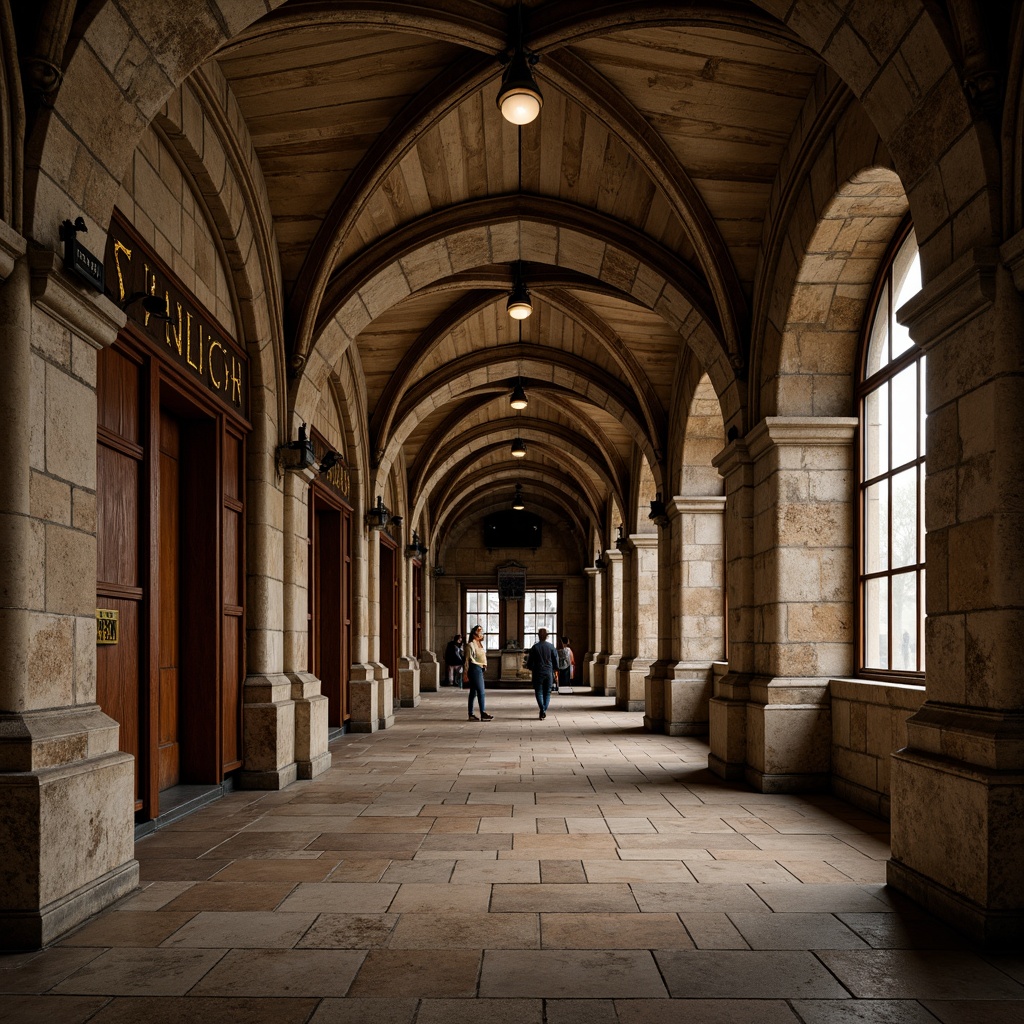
[919,570,926,672]
[864,479,889,573]
[891,242,921,359]
[892,570,917,671]
[864,576,889,670]
[920,355,927,446]
[892,468,917,569]
[864,383,889,478]
[891,364,918,468]
[865,282,889,375]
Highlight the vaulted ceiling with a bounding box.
[213,1,824,553]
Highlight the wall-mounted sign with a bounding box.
[105,211,249,420]
[61,218,105,292]
[96,609,119,645]
[497,561,527,601]
[310,429,351,500]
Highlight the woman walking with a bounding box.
[463,624,494,721]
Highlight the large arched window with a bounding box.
[858,224,924,676]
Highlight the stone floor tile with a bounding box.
[60,911,195,948]
[542,998,619,1024]
[478,817,538,833]
[159,910,315,948]
[199,833,320,857]
[111,882,195,912]
[451,859,540,883]
[421,804,513,817]
[417,848,497,861]
[419,834,514,852]
[685,860,798,884]
[305,833,425,855]
[209,858,339,883]
[480,949,666,998]
[775,859,858,883]
[189,948,365,996]
[581,860,695,883]
[541,912,693,949]
[380,859,456,883]
[536,817,569,833]
[617,847,714,860]
[680,912,751,949]
[415,998,543,1024]
[0,994,109,1024]
[308,999,418,1024]
[982,953,1024,983]
[655,949,850,998]
[728,912,868,950]
[84,996,320,1024]
[296,913,399,948]
[827,859,889,883]
[272,802,367,816]
[389,912,539,949]
[565,818,611,833]
[836,912,970,949]
[430,818,482,834]
[509,835,619,857]
[348,949,481,997]
[0,948,105,994]
[753,884,894,914]
[138,859,230,882]
[388,882,491,913]
[817,949,1024,999]
[631,882,767,913]
[276,882,398,914]
[161,882,295,913]
[920,1001,1024,1024]
[540,860,586,883]
[51,948,225,996]
[324,858,391,881]
[614,999,802,1024]
[490,883,638,913]
[617,834,755,851]
[793,1000,947,1024]
[134,832,236,858]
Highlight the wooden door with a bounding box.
[96,346,145,808]
[157,409,181,791]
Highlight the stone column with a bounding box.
[616,533,658,711]
[592,549,622,695]
[709,438,755,780]
[418,557,441,692]
[282,469,329,781]
[581,566,603,687]
[367,528,394,731]
[887,247,1024,942]
[348,516,380,732]
[0,251,138,950]
[397,546,421,708]
[710,420,856,791]
[645,497,725,735]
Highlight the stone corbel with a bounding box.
[0,221,26,281]
[28,248,125,349]
[896,246,998,351]
[1000,228,1024,294]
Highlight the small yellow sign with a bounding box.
[96,609,119,645]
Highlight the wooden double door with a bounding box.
[308,485,353,727]
[96,340,246,818]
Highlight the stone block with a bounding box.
[28,612,76,711]
[45,365,96,489]
[45,525,96,616]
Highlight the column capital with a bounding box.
[747,417,857,460]
[583,566,601,578]
[898,245,998,351]
[1001,228,1024,293]
[712,436,752,478]
[28,248,125,349]
[666,495,726,518]
[628,532,659,550]
[602,548,623,564]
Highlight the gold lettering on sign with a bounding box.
[96,608,119,645]
[230,357,242,405]
[113,241,132,301]
[186,315,201,373]
[208,340,225,390]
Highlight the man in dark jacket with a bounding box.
[525,628,558,720]
[444,634,464,687]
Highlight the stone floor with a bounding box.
[3,690,1023,1023]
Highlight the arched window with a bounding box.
[858,224,924,676]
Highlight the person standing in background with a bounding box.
[463,624,493,721]
[526,628,558,720]
[556,636,574,692]
[444,633,464,687]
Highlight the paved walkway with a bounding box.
[4,689,1023,1023]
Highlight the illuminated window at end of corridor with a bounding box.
[465,588,500,649]
[523,588,558,649]
[858,224,925,676]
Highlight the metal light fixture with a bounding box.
[497,3,542,125]
[512,483,525,510]
[406,530,428,558]
[615,523,629,552]
[120,291,172,323]
[594,556,607,570]
[509,379,528,410]
[648,493,669,528]
[506,262,532,320]
[276,423,316,473]
[318,449,341,474]
[366,495,390,530]
[510,436,527,458]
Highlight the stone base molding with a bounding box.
[615,656,651,712]
[644,661,713,735]
[0,704,138,950]
[418,651,440,692]
[889,739,1024,944]
[376,664,396,729]
[397,656,421,707]
[237,674,297,790]
[288,671,331,780]
[708,671,751,781]
[590,653,619,696]
[348,673,380,733]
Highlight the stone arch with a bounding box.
[0,6,22,232]
[755,0,999,279]
[769,166,909,417]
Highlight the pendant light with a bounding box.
[506,265,532,320]
[510,436,527,458]
[512,483,525,510]
[509,379,528,409]
[497,3,542,125]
